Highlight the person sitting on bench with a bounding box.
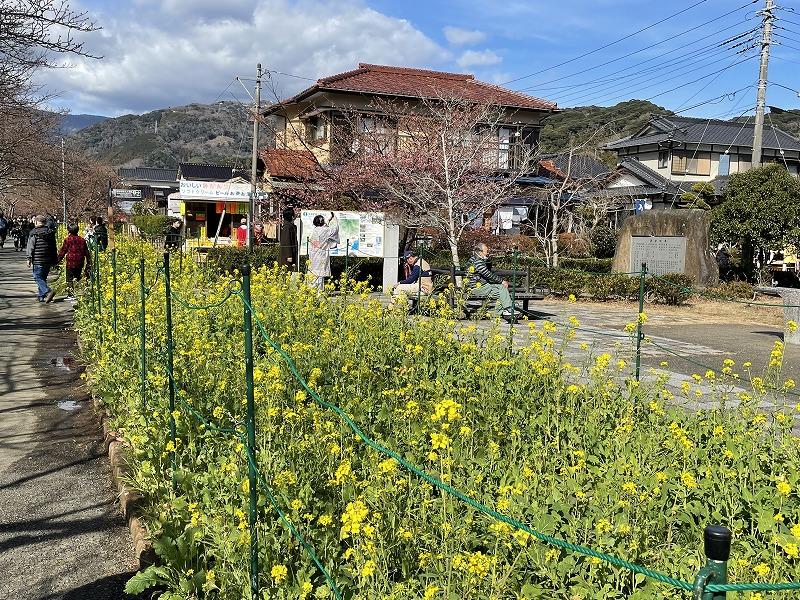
[391,250,433,303]
[465,242,515,320]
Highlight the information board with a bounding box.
[299,211,386,258]
[630,236,687,275]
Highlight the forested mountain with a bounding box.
[69,98,800,169]
[537,99,675,154]
[57,113,107,134]
[69,101,271,168]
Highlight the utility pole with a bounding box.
[61,138,66,223]
[247,63,262,248]
[752,0,775,168]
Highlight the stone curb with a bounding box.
[91,387,156,569]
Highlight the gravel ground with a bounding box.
[0,247,138,600]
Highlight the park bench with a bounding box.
[406,265,548,319]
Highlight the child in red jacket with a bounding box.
[57,223,91,297]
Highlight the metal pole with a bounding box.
[635,262,646,381]
[139,257,147,414]
[163,252,177,492]
[752,0,774,168]
[511,246,518,322]
[107,180,116,252]
[61,138,66,224]
[95,243,103,317]
[345,238,350,282]
[241,263,260,600]
[247,64,262,249]
[693,525,731,600]
[111,248,118,334]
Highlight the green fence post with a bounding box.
[416,251,422,315]
[163,251,178,492]
[693,525,731,600]
[345,238,350,284]
[634,262,646,381]
[89,246,97,315]
[95,243,103,317]
[241,263,260,600]
[511,246,518,321]
[139,257,147,414]
[112,248,118,334]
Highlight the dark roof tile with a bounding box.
[605,114,800,151]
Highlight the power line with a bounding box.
[503,0,719,85]
[508,0,758,88]
[518,20,757,93]
[551,44,757,105]
[560,54,757,108]
[538,32,755,97]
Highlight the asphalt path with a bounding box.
[0,246,138,600]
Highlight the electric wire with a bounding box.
[504,0,729,85]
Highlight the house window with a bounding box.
[671,151,711,176]
[718,153,730,176]
[361,116,375,132]
[658,149,669,169]
[305,115,326,142]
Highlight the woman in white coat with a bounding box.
[309,212,339,291]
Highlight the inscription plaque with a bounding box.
[630,236,687,275]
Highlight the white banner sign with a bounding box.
[112,188,142,199]
[179,180,267,200]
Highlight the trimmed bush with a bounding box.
[206,245,280,272]
[131,214,173,236]
[706,281,756,300]
[559,257,613,273]
[590,226,618,259]
[647,273,694,305]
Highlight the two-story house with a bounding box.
[600,115,800,213]
[262,63,558,177]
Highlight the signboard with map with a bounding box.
[299,211,386,258]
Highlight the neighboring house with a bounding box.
[264,63,558,171]
[117,166,179,212]
[600,114,800,212]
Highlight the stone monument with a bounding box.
[612,209,718,286]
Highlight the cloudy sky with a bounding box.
[39,0,800,118]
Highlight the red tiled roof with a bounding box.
[260,148,321,181]
[269,63,556,112]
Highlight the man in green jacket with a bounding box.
[465,242,514,320]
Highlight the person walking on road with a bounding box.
[26,215,57,303]
[56,223,91,297]
[309,212,338,291]
[0,212,8,248]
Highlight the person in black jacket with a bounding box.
[278,208,298,270]
[26,215,58,303]
[164,218,182,251]
[93,216,108,251]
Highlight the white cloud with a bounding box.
[456,49,502,68]
[443,26,486,46]
[38,0,450,115]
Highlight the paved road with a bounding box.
[0,247,138,600]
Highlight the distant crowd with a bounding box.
[0,212,108,304]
